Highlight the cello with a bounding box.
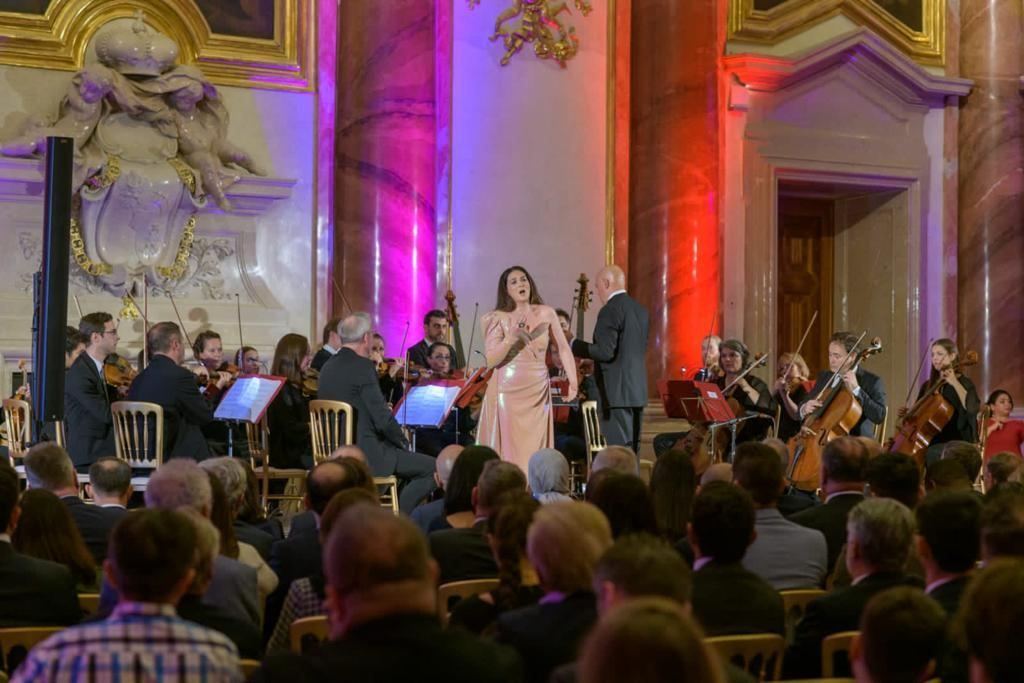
[444,289,467,369]
[786,335,883,492]
[888,350,979,465]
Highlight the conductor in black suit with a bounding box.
[799,331,886,438]
[571,265,649,454]
[128,322,230,461]
[318,312,436,513]
[63,312,119,470]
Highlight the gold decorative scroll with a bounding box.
[468,0,594,68]
[728,0,945,66]
[0,0,314,91]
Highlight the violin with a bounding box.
[888,350,979,464]
[103,355,137,394]
[301,367,320,398]
[712,353,768,459]
[786,336,883,491]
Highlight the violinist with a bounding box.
[66,327,87,369]
[904,338,980,464]
[718,339,775,442]
[370,332,404,406]
[799,332,886,438]
[192,330,237,455]
[774,351,812,441]
[408,342,475,456]
[408,309,459,370]
[549,308,592,464]
[983,390,1024,460]
[63,313,119,470]
[311,317,342,372]
[266,333,314,469]
[235,346,261,375]
[694,335,723,382]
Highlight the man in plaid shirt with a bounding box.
[13,509,242,683]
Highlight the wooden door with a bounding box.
[777,197,834,375]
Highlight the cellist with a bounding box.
[799,332,887,438]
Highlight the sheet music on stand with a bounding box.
[214,375,287,424]
[393,381,462,429]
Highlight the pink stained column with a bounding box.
[334,0,439,347]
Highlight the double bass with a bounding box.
[888,350,979,465]
[786,336,883,492]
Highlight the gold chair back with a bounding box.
[873,406,888,443]
[437,578,500,626]
[110,401,164,472]
[309,400,354,464]
[78,593,101,619]
[239,659,262,678]
[580,400,606,470]
[780,589,826,645]
[822,630,859,678]
[375,475,399,513]
[0,626,62,674]
[245,420,306,514]
[289,615,328,654]
[705,633,785,681]
[54,420,66,450]
[2,399,31,460]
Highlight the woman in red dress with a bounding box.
[983,390,1024,460]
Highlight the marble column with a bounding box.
[958,0,1024,400]
[334,0,439,346]
[629,0,722,386]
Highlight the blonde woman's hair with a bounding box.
[527,501,612,594]
[778,351,810,379]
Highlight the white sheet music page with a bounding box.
[214,375,286,423]
[394,383,461,428]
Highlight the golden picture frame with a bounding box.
[0,0,314,91]
[728,0,945,66]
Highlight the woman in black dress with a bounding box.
[267,333,314,469]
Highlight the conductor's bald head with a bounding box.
[596,265,626,303]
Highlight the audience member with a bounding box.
[732,442,827,589]
[960,558,1024,683]
[577,598,724,683]
[916,491,981,615]
[12,509,240,683]
[925,458,974,493]
[979,486,1024,561]
[23,443,121,563]
[86,457,132,512]
[585,472,658,539]
[12,488,98,590]
[850,587,945,683]
[430,445,500,532]
[760,437,814,516]
[498,501,613,683]
[591,446,638,476]
[200,457,275,560]
[688,481,784,636]
[430,460,526,583]
[528,448,572,504]
[237,465,283,540]
[287,455,377,537]
[786,497,921,678]
[256,505,522,683]
[450,492,543,634]
[855,436,883,459]
[411,444,463,532]
[865,452,922,508]
[700,462,732,486]
[0,459,79,627]
[267,488,382,653]
[649,448,696,545]
[984,451,1021,493]
[941,440,983,486]
[791,436,869,573]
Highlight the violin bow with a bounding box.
[780,310,818,384]
[122,287,152,370]
[700,308,717,375]
[902,339,934,411]
[72,294,84,320]
[722,353,768,394]
[235,293,245,368]
[330,276,354,315]
[466,303,480,371]
[166,293,197,362]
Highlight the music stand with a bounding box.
[393,380,463,451]
[658,380,733,423]
[214,375,287,457]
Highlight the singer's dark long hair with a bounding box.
[495,266,544,312]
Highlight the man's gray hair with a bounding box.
[145,459,213,516]
[199,457,247,507]
[177,507,220,587]
[338,312,373,344]
[23,443,76,491]
[847,497,915,573]
[592,446,639,477]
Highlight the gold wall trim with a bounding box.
[728,0,944,66]
[0,0,313,91]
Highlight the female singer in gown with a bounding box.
[477,266,578,471]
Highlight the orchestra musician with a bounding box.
[549,308,592,464]
[266,334,314,469]
[773,351,812,442]
[718,339,775,443]
[235,346,261,375]
[799,332,887,438]
[983,390,1024,460]
[63,313,119,470]
[408,309,459,370]
[693,335,723,382]
[65,327,87,369]
[191,330,236,455]
[408,342,476,457]
[369,332,404,406]
[903,338,979,465]
[310,317,342,372]
[128,322,224,461]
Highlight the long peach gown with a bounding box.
[476,311,554,472]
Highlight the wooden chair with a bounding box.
[2,398,31,475]
[110,401,163,491]
[873,406,888,442]
[54,420,66,450]
[638,459,654,485]
[375,475,399,513]
[705,633,785,681]
[309,400,354,464]
[580,400,606,471]
[822,630,859,678]
[78,593,100,619]
[780,589,826,645]
[239,659,262,678]
[246,419,306,514]
[0,626,62,674]
[437,578,500,626]
[289,615,328,654]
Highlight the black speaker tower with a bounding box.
[32,136,73,436]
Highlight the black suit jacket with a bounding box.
[62,497,124,564]
[234,520,274,561]
[265,526,322,640]
[127,355,214,460]
[429,520,498,584]
[497,592,597,683]
[310,347,334,372]
[572,293,649,409]
[691,561,785,637]
[317,348,406,477]
[0,542,80,627]
[790,492,865,573]
[63,353,117,468]
[177,594,262,659]
[803,368,886,438]
[256,612,523,683]
[785,571,923,678]
[929,575,969,617]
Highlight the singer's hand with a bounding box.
[566,384,578,402]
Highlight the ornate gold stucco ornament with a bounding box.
[468,0,593,68]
